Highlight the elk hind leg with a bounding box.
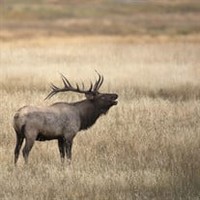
[14,131,24,165]
[22,132,37,164]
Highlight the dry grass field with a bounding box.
[1,37,200,200]
[1,0,200,199]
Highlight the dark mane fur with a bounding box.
[73,100,104,130]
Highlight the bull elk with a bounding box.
[13,72,118,165]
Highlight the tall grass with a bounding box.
[0,38,200,199]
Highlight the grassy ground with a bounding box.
[1,37,200,199]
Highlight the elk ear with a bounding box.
[85,93,95,100]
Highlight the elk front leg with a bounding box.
[58,137,65,163]
[65,139,73,162]
[64,131,76,164]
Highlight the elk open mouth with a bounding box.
[112,100,118,105]
[111,95,118,105]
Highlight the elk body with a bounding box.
[13,73,118,165]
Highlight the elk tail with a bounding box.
[14,124,26,137]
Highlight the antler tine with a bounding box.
[61,73,84,94]
[89,81,93,92]
[96,75,104,91]
[44,91,56,100]
[93,71,101,92]
[82,82,85,90]
[93,70,104,92]
[76,83,80,91]
[44,83,60,100]
[50,83,59,90]
[60,73,72,88]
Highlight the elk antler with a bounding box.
[45,72,104,100]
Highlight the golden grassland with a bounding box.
[0,37,200,199]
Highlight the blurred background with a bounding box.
[1,0,200,41]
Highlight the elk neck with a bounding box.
[73,99,103,131]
